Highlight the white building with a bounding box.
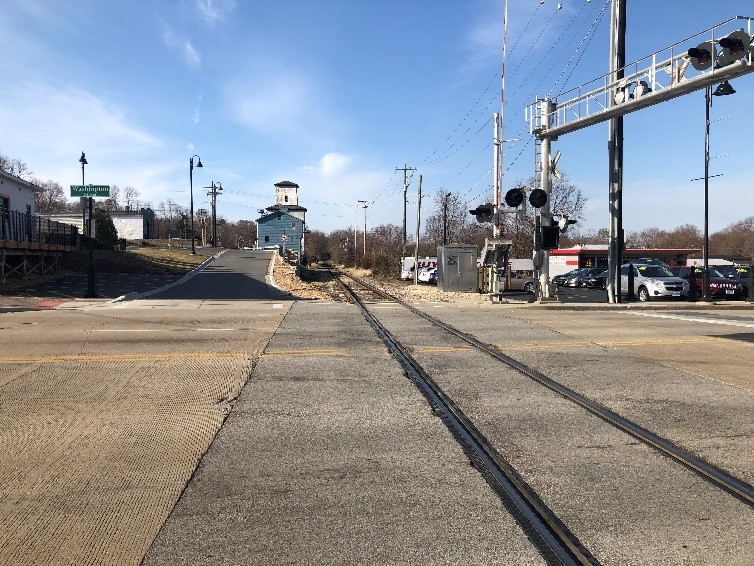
[40,207,155,240]
[110,208,155,240]
[0,170,42,215]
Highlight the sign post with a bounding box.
[70,184,110,298]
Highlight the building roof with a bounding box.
[274,180,299,188]
[552,246,701,256]
[0,170,43,194]
[265,203,307,213]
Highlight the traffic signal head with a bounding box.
[528,189,547,209]
[717,30,751,67]
[688,41,715,71]
[504,187,525,208]
[469,203,494,223]
[540,225,559,250]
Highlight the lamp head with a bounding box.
[196,158,203,168]
[79,152,88,165]
[713,81,736,96]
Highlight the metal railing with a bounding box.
[526,16,754,138]
[0,209,79,247]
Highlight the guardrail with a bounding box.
[0,209,79,247]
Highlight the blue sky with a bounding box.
[2,0,753,236]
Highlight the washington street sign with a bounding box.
[70,184,111,197]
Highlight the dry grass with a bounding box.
[127,248,206,273]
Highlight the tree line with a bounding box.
[3,153,751,269]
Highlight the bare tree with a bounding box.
[0,153,32,178]
[710,217,754,259]
[122,186,140,210]
[32,178,68,213]
[423,191,472,247]
[103,185,121,211]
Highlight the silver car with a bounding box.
[620,264,688,301]
[507,271,537,293]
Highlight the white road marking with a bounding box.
[624,311,754,328]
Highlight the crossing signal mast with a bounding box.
[525,15,754,301]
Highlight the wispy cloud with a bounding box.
[319,153,350,177]
[223,66,313,135]
[0,80,163,188]
[193,93,202,124]
[162,25,201,69]
[194,0,236,26]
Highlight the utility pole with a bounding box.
[205,181,223,246]
[442,192,450,245]
[395,164,416,264]
[358,200,368,256]
[493,112,501,238]
[413,176,422,285]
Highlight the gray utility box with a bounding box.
[437,245,478,292]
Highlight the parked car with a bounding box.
[714,265,752,295]
[552,268,586,286]
[427,269,438,285]
[417,267,437,283]
[508,272,537,293]
[622,257,668,267]
[620,263,688,301]
[400,266,415,280]
[582,269,608,290]
[668,266,745,300]
[564,267,604,287]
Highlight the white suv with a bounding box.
[620,263,688,301]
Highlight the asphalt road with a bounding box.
[143,249,292,301]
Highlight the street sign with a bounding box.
[70,184,111,197]
[281,234,288,242]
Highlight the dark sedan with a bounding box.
[552,268,587,286]
[582,269,608,289]
[564,267,605,288]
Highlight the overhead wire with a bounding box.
[433,2,600,193]
[546,0,612,97]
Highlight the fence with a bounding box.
[0,209,79,247]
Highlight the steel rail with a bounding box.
[338,271,754,509]
[333,273,598,566]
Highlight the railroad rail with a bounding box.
[332,271,597,565]
[330,269,754,529]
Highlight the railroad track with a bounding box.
[330,268,754,565]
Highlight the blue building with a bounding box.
[257,181,307,261]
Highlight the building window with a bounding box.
[285,195,289,202]
[264,235,269,243]
[292,222,296,229]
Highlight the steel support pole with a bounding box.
[702,85,711,300]
[607,0,626,304]
[538,100,553,298]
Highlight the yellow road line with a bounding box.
[263,349,348,357]
[0,352,249,364]
[493,336,726,351]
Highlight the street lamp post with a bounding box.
[358,200,368,256]
[80,152,96,298]
[701,81,735,300]
[189,155,203,254]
